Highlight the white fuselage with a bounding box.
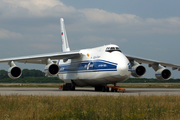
[58,44,131,86]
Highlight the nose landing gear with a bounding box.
[59,83,75,91]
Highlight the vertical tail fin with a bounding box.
[60,18,70,52]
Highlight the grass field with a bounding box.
[0,95,180,120]
[1,83,180,88]
[117,83,180,88]
[1,83,180,119]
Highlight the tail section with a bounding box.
[60,18,70,52]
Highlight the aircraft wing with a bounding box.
[125,54,180,70]
[0,50,81,64]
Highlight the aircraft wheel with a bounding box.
[95,86,102,91]
[102,86,109,92]
[63,83,75,91]
[63,85,68,91]
[71,86,75,91]
[106,87,109,92]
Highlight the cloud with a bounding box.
[1,0,180,36]
[78,8,180,35]
[0,0,180,51]
[1,0,76,17]
[144,17,180,34]
[79,8,141,24]
[0,29,22,39]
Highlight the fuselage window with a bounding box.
[105,47,122,52]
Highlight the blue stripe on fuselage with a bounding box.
[59,60,118,74]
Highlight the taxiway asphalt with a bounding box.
[0,87,180,96]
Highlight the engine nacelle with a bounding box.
[131,65,146,77]
[8,66,22,79]
[44,63,59,76]
[155,68,171,81]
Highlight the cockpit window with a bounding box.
[105,47,122,52]
[111,47,115,50]
[116,47,120,50]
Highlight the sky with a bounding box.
[0,0,180,79]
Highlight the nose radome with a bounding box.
[117,60,131,77]
[105,51,131,77]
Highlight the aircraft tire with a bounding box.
[107,87,109,92]
[62,85,68,91]
[95,86,102,91]
[71,86,75,91]
[63,83,75,91]
[102,86,109,92]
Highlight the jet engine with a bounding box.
[150,63,171,81]
[130,60,146,77]
[155,68,171,81]
[131,64,146,77]
[44,63,59,76]
[8,66,22,79]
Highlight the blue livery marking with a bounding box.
[59,59,118,74]
[128,63,132,71]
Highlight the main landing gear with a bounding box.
[59,84,125,92]
[94,85,125,93]
[59,83,75,91]
[95,86,109,92]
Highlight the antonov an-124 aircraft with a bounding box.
[0,18,180,92]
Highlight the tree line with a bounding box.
[0,69,45,79]
[0,69,180,83]
[0,69,63,83]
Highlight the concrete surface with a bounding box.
[0,87,180,96]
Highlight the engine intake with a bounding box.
[44,63,59,76]
[131,65,146,77]
[155,68,171,81]
[8,66,22,79]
